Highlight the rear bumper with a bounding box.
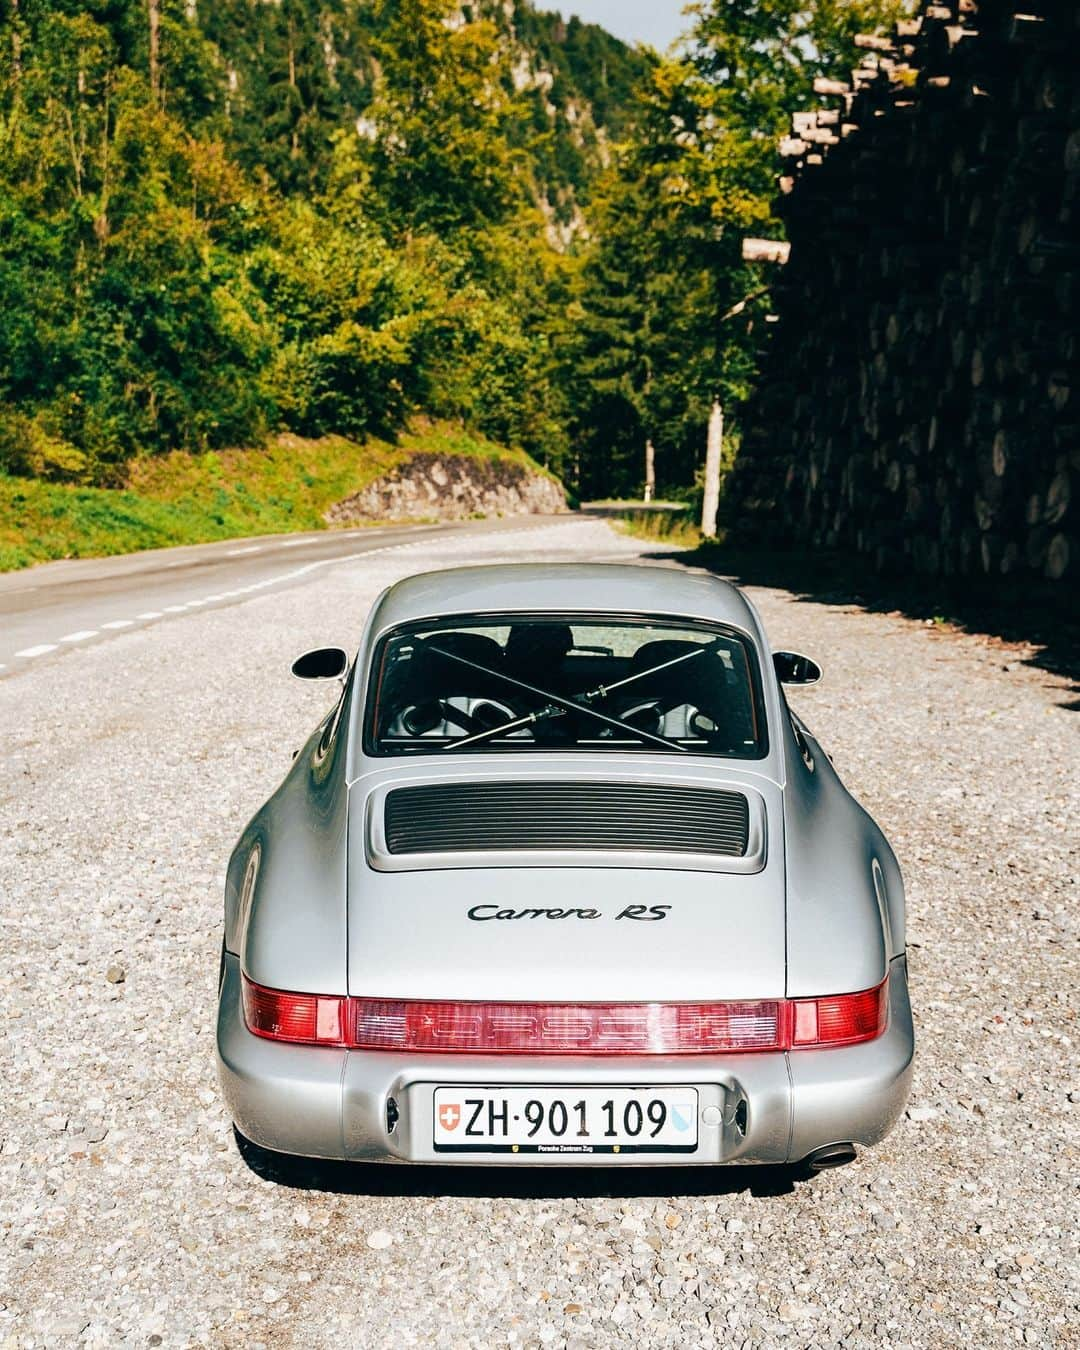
[216,954,913,1166]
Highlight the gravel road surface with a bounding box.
[1,519,1076,1348]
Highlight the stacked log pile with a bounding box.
[727,0,1078,582]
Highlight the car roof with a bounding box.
[369,563,764,639]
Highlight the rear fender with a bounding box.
[784,719,904,995]
[224,683,353,995]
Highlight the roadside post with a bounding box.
[698,239,790,540]
[701,401,723,538]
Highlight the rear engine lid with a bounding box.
[346,766,785,1002]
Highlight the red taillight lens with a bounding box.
[242,978,347,1046]
[789,980,889,1048]
[240,977,887,1053]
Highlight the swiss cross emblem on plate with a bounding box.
[438,1102,461,1132]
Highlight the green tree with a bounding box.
[354,0,528,240]
[565,0,906,499]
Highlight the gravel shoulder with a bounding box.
[0,519,1076,1348]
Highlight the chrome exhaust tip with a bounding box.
[805,1142,857,1172]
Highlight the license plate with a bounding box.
[432,1086,699,1154]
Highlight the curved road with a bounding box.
[0,516,1075,1346]
[0,516,567,675]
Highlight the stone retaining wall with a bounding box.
[727,0,1077,582]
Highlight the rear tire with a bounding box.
[233,1126,346,1190]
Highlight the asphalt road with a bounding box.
[1,517,1076,1347]
[0,516,566,675]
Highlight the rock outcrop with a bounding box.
[324,452,568,524]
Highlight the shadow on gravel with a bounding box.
[666,542,1080,711]
[235,1130,807,1200]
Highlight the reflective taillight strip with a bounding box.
[351,997,785,1055]
[241,976,889,1054]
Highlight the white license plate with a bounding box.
[432,1086,699,1154]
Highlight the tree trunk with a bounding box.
[147,0,160,104]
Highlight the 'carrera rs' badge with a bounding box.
[467,905,671,922]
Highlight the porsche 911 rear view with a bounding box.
[216,563,913,1173]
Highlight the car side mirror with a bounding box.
[773,651,822,686]
[291,647,348,681]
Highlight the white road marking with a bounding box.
[227,546,262,556]
[2,522,585,673]
[280,539,308,547]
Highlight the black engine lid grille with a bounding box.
[383,781,750,857]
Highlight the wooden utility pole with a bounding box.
[701,400,723,538]
[644,439,655,503]
[10,0,22,88]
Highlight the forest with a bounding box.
[0,0,904,505]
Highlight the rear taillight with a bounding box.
[241,979,348,1046]
[789,981,889,1048]
[241,976,888,1054]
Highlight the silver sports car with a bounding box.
[217,564,913,1172]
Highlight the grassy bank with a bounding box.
[0,424,549,572]
[611,507,701,549]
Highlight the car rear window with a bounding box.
[365,614,767,758]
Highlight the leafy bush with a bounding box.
[0,410,90,481]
